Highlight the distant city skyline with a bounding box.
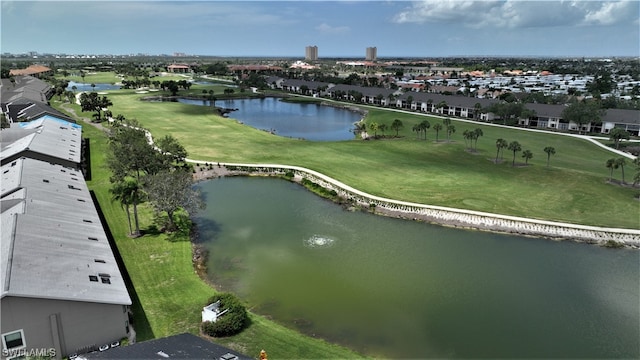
[1,1,638,58]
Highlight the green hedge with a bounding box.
[201,293,249,337]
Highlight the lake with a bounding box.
[194,177,640,359]
[66,81,121,92]
[178,97,363,141]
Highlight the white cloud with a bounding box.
[392,0,638,29]
[581,1,637,25]
[315,23,350,34]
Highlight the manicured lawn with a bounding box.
[59,71,195,85]
[62,71,123,84]
[102,91,639,228]
[78,120,363,359]
[48,87,637,359]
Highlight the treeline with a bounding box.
[106,120,205,236]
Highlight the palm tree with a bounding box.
[522,150,533,164]
[508,141,522,167]
[633,157,640,186]
[378,123,388,138]
[412,124,421,139]
[609,128,630,149]
[495,138,507,163]
[473,102,483,120]
[433,123,443,142]
[616,157,627,184]
[473,128,483,150]
[406,95,413,109]
[391,119,404,137]
[419,120,430,140]
[446,124,455,142]
[109,179,143,236]
[606,158,617,182]
[462,130,471,148]
[369,122,379,138]
[543,146,556,168]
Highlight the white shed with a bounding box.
[202,300,229,323]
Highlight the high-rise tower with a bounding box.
[305,45,318,61]
[366,47,377,61]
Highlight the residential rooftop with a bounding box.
[1,157,131,305]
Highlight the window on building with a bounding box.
[2,330,25,351]
[89,275,99,282]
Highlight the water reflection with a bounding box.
[179,97,363,141]
[194,177,640,359]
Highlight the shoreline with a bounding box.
[190,163,640,249]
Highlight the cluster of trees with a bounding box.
[107,120,204,236]
[159,80,192,96]
[606,157,640,187]
[560,101,605,134]
[408,117,457,142]
[79,92,113,122]
[50,78,76,104]
[485,101,534,126]
[462,128,484,151]
[361,119,405,139]
[494,139,555,167]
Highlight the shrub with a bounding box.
[201,293,248,337]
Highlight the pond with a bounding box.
[66,81,121,92]
[193,177,640,359]
[178,97,363,141]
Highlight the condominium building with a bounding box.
[305,46,318,61]
[366,47,377,61]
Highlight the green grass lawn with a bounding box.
[58,71,195,85]
[79,121,363,359]
[101,91,639,229]
[48,88,637,359]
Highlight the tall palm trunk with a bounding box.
[125,204,133,235]
[132,201,141,237]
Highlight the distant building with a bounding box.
[305,46,318,61]
[167,64,190,73]
[366,47,377,61]
[8,65,53,78]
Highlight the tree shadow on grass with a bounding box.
[89,191,155,342]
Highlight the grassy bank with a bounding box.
[99,90,638,228]
[77,119,364,358]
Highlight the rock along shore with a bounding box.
[190,161,640,249]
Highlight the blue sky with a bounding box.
[2,1,639,58]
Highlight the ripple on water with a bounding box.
[304,235,335,248]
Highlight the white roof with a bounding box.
[1,158,131,305]
[0,116,83,164]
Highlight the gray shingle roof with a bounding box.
[1,158,131,306]
[0,115,82,164]
[603,108,640,125]
[83,333,252,359]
